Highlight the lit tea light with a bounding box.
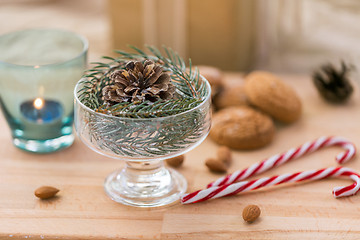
[34,97,43,109]
[20,98,63,123]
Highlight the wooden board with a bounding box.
[0,73,360,240]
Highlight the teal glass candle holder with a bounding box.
[0,29,88,153]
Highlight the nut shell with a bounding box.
[242,205,261,223]
[245,71,302,123]
[197,65,224,98]
[210,106,275,150]
[197,65,223,89]
[213,84,248,110]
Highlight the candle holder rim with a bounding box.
[0,28,88,68]
[74,75,212,121]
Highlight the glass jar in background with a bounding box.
[0,29,88,153]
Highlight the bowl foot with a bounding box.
[104,161,187,207]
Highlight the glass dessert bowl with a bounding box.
[74,77,211,207]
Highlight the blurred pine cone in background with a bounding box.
[312,61,354,103]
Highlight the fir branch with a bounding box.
[78,45,209,118]
[97,99,202,118]
[83,102,210,157]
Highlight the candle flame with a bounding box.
[34,98,44,110]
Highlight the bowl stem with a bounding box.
[104,159,187,207]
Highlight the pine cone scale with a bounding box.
[124,85,138,94]
[114,86,126,97]
[115,79,128,86]
[127,71,138,83]
[155,74,170,85]
[146,67,163,86]
[144,63,155,78]
[102,86,123,102]
[159,91,172,100]
[134,61,144,73]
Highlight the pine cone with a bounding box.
[313,61,354,103]
[102,60,175,105]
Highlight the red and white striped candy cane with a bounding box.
[181,167,360,204]
[207,136,356,188]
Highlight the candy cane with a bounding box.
[207,136,356,188]
[181,167,360,204]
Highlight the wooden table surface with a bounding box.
[0,73,360,240]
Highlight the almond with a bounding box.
[166,155,185,168]
[34,186,59,199]
[217,146,232,166]
[242,204,261,223]
[205,158,228,173]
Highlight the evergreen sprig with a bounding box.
[97,98,202,118]
[77,45,208,118]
